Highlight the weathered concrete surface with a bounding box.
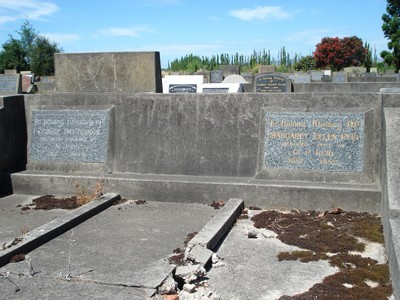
[5,92,382,213]
[381,108,400,299]
[55,52,162,93]
[0,198,217,299]
[188,198,244,249]
[22,92,381,183]
[11,170,381,213]
[206,213,340,299]
[293,82,400,93]
[0,193,120,267]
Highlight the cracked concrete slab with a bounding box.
[1,199,216,298]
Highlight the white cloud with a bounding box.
[229,6,291,21]
[97,26,152,38]
[42,32,81,44]
[0,0,59,24]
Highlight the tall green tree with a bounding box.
[17,20,38,66]
[0,21,62,75]
[364,42,373,72]
[30,36,61,76]
[0,37,28,72]
[382,0,400,71]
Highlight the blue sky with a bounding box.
[0,0,390,68]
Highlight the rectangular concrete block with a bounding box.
[55,52,162,93]
[188,198,244,250]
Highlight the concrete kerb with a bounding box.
[187,198,244,266]
[0,193,120,268]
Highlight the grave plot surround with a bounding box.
[22,92,380,187]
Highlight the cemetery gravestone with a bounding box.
[263,112,364,171]
[169,84,197,93]
[202,88,229,93]
[29,109,113,165]
[310,71,323,82]
[294,73,311,83]
[0,74,22,94]
[333,72,348,83]
[255,73,292,93]
[210,70,224,83]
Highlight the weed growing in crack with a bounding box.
[20,226,30,235]
[74,178,107,206]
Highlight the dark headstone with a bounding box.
[169,84,197,93]
[254,73,292,93]
[264,112,364,171]
[0,74,22,94]
[210,70,224,83]
[30,110,111,162]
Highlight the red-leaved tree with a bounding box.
[314,36,367,71]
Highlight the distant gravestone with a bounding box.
[29,109,111,163]
[294,73,311,83]
[254,73,292,92]
[202,88,229,93]
[4,69,17,75]
[0,74,22,94]
[333,72,348,83]
[210,70,224,83]
[169,84,197,93]
[222,74,248,84]
[361,73,377,78]
[310,71,323,82]
[264,111,364,171]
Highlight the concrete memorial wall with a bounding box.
[55,52,162,93]
[20,92,379,187]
